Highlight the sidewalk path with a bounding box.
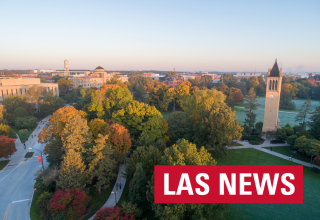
[88,163,127,220]
[0,116,50,171]
[228,139,320,169]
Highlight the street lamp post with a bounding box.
[29,148,44,171]
[111,191,117,204]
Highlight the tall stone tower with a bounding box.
[262,59,283,133]
[64,59,69,72]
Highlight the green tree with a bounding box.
[46,139,64,166]
[57,149,86,189]
[310,118,320,140]
[147,139,226,220]
[295,99,312,130]
[87,134,117,193]
[0,124,16,138]
[61,114,91,153]
[243,88,260,136]
[58,78,74,96]
[15,116,37,129]
[134,83,147,102]
[125,145,162,181]
[89,87,133,119]
[106,74,123,84]
[167,111,193,143]
[13,107,28,119]
[308,106,320,131]
[2,95,33,116]
[194,102,243,158]
[112,100,163,140]
[185,89,226,122]
[128,163,148,210]
[39,91,65,116]
[135,132,155,148]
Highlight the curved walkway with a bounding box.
[228,139,320,169]
[88,163,127,220]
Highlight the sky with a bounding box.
[0,0,319,72]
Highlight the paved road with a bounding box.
[0,118,49,220]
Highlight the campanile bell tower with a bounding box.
[262,59,283,132]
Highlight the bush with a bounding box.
[19,129,28,137]
[36,191,53,219]
[248,136,263,145]
[121,201,142,218]
[48,188,91,220]
[271,140,286,144]
[94,206,135,220]
[311,167,320,174]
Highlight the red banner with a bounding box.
[154,165,303,203]
[38,155,42,164]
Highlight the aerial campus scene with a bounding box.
[0,1,320,220]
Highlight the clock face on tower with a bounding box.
[270,94,274,98]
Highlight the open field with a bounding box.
[216,148,320,220]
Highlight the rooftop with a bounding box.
[269,59,280,77]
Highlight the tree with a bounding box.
[125,146,162,181]
[129,163,148,210]
[87,135,117,193]
[57,78,74,96]
[39,91,65,116]
[89,118,108,141]
[134,132,155,148]
[0,124,16,138]
[185,89,226,122]
[46,139,64,166]
[145,81,169,111]
[48,188,91,220]
[15,116,37,129]
[308,106,320,131]
[147,139,226,220]
[295,99,312,130]
[2,95,33,116]
[89,87,133,119]
[134,83,147,102]
[194,102,243,158]
[243,88,261,136]
[61,114,91,153]
[310,118,320,140]
[0,135,16,159]
[106,74,123,84]
[106,123,132,161]
[57,149,87,189]
[0,105,6,123]
[112,100,163,140]
[38,106,87,152]
[13,107,28,119]
[173,81,192,111]
[94,206,135,220]
[280,90,296,110]
[25,85,46,105]
[167,111,193,143]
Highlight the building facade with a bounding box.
[163,76,183,88]
[0,77,59,101]
[262,60,283,133]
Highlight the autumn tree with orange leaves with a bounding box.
[38,106,87,153]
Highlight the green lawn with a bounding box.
[215,148,320,220]
[25,152,34,158]
[262,146,311,163]
[11,126,37,143]
[0,160,10,170]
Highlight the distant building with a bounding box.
[308,78,320,86]
[234,72,262,81]
[33,69,56,73]
[0,77,59,101]
[143,73,160,80]
[286,73,301,79]
[163,76,183,88]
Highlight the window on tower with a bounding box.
[275,80,278,91]
[272,80,275,90]
[269,80,272,90]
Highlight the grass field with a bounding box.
[262,146,311,163]
[0,160,10,170]
[11,126,37,143]
[234,97,320,127]
[25,152,34,158]
[216,148,320,220]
